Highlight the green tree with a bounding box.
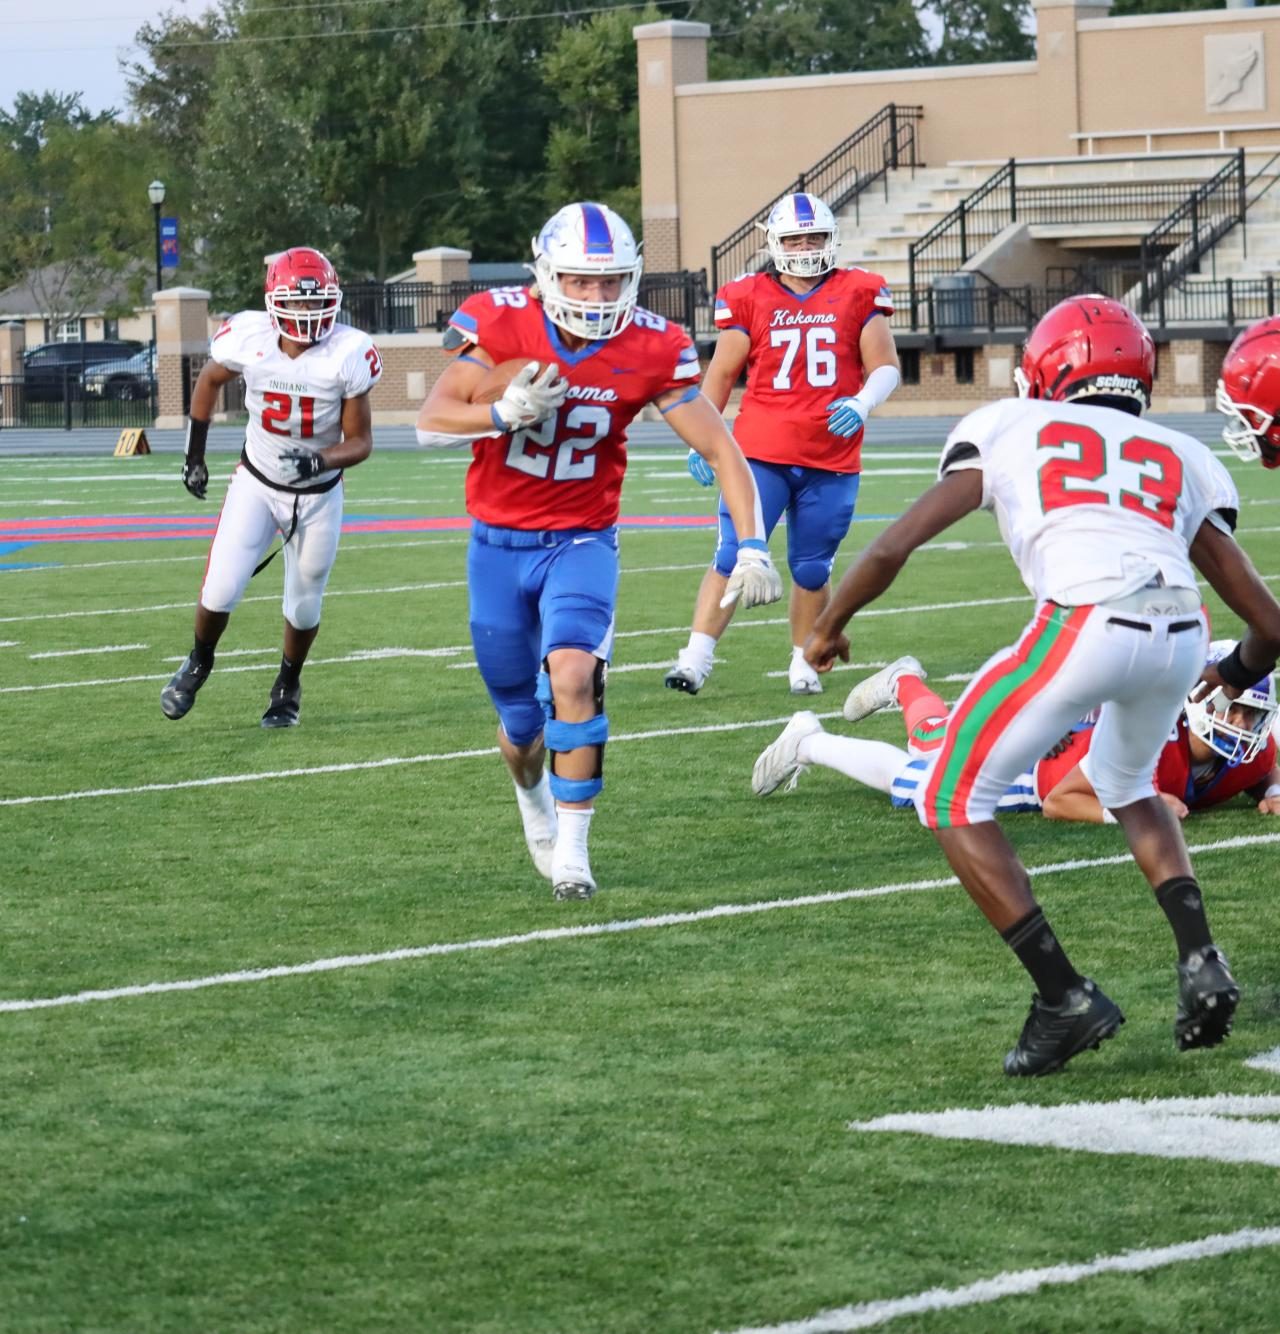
[0,116,155,331]
[929,0,1034,64]
[692,0,930,79]
[539,5,662,226]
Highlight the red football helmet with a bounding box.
[1016,295,1155,410]
[264,246,342,344]
[1216,316,1280,469]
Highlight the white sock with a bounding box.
[682,631,717,672]
[555,805,594,866]
[800,734,908,795]
[515,773,557,841]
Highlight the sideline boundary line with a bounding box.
[1,833,1275,1013]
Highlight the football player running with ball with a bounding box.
[804,295,1280,1076]
[416,201,781,901]
[163,246,382,728]
[665,192,900,698]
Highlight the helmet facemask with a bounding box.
[767,229,838,278]
[1215,380,1280,468]
[533,255,641,341]
[266,281,342,345]
[1186,681,1277,765]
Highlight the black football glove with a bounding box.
[280,448,328,482]
[182,456,209,500]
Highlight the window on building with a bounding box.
[54,318,84,343]
[954,348,975,384]
[103,318,119,340]
[900,348,920,385]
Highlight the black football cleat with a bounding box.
[1003,978,1125,1077]
[261,679,301,729]
[1175,946,1240,1051]
[160,653,211,720]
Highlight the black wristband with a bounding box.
[1217,642,1276,691]
[185,416,210,459]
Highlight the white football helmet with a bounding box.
[531,201,642,341]
[1185,639,1278,765]
[763,192,838,278]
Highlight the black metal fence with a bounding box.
[0,366,157,430]
[907,152,1247,330]
[341,270,711,337]
[885,274,1280,337]
[710,103,924,293]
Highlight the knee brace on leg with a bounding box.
[545,658,608,802]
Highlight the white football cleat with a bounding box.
[664,654,710,695]
[842,655,925,723]
[788,654,823,696]
[752,711,824,796]
[551,848,597,901]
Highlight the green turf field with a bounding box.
[1,439,1278,1333]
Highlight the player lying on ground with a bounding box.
[803,294,1280,1077]
[752,645,1280,823]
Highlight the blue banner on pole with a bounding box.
[160,217,180,269]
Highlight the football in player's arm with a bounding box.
[162,246,381,728]
[804,294,1280,1077]
[665,191,901,699]
[415,201,781,903]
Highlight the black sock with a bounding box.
[276,654,301,689]
[1155,876,1212,961]
[191,636,215,670]
[1000,908,1083,1005]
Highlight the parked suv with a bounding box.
[80,346,157,401]
[19,340,144,402]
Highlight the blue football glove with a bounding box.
[826,397,865,439]
[686,450,715,487]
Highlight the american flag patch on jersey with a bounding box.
[874,285,895,310]
[673,345,701,380]
[713,297,732,324]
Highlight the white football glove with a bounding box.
[719,541,783,610]
[492,362,569,431]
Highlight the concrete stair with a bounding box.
[832,152,1280,296]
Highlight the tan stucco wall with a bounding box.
[646,2,1280,282]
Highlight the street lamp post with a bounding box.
[147,180,165,353]
[148,180,166,299]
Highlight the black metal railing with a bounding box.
[881,274,1280,336]
[0,364,158,431]
[906,154,1243,330]
[709,103,923,293]
[341,270,710,336]
[1139,150,1247,322]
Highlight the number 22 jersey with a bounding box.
[211,311,382,487]
[447,288,701,531]
[939,396,1239,606]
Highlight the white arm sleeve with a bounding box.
[848,364,901,416]
[416,426,500,449]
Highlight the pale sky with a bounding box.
[0,0,180,119]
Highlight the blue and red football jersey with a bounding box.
[713,267,893,472]
[447,288,699,530]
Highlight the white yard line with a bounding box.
[29,643,148,659]
[0,712,832,802]
[0,832,1274,1013]
[1244,1046,1280,1075]
[717,1226,1280,1334]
